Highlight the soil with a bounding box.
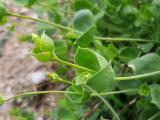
[0,3,59,120]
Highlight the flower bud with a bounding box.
[31,32,56,62]
[47,73,60,83]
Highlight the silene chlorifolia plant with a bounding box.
[0,0,160,120]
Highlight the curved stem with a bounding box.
[55,57,96,73]
[4,90,77,102]
[115,71,160,81]
[92,89,138,96]
[85,85,120,120]
[7,11,160,43]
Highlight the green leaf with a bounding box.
[10,107,35,120]
[153,0,160,6]
[56,107,77,120]
[72,9,95,32]
[119,47,140,62]
[104,43,119,60]
[74,47,108,75]
[40,32,54,52]
[73,26,96,50]
[37,22,55,36]
[54,40,68,60]
[138,104,160,120]
[87,62,115,92]
[138,43,154,53]
[52,97,84,120]
[65,85,90,103]
[150,84,160,109]
[138,84,150,96]
[13,0,37,7]
[74,48,115,92]
[122,5,138,16]
[128,53,160,80]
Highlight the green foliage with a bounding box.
[128,53,160,80]
[54,40,68,60]
[72,9,95,32]
[150,84,160,109]
[52,97,85,120]
[12,0,37,7]
[10,107,35,120]
[2,0,160,119]
[87,63,115,92]
[119,47,140,62]
[73,26,96,50]
[74,47,108,74]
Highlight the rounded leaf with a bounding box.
[87,62,115,92]
[72,9,95,32]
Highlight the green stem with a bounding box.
[7,11,80,34]
[55,57,160,81]
[148,111,160,120]
[58,78,74,85]
[85,85,120,120]
[4,90,77,102]
[115,71,160,81]
[55,57,95,73]
[95,36,159,43]
[7,11,160,43]
[3,89,137,104]
[92,89,138,96]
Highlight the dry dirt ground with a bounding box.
[0,4,59,120]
